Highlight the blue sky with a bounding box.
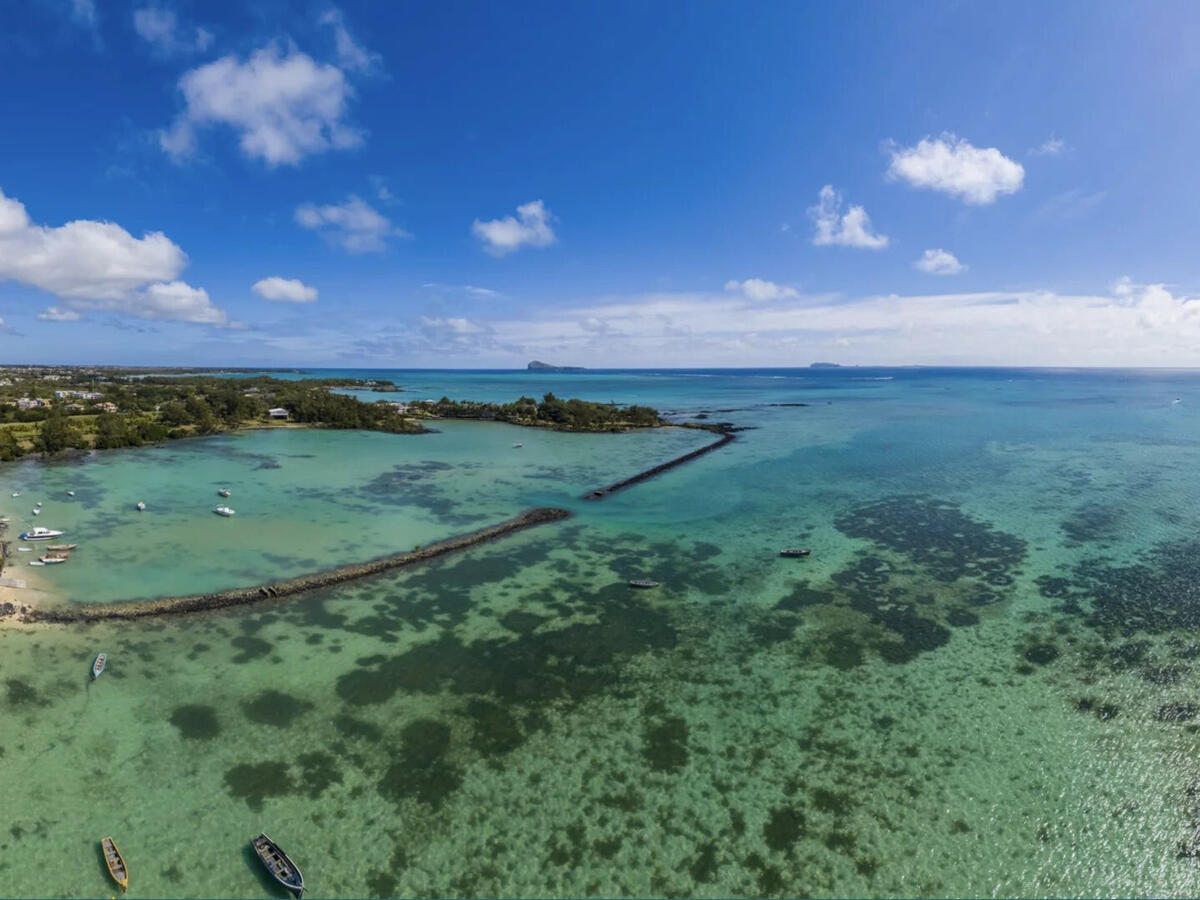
[2,0,1200,367]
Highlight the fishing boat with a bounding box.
[136,501,146,511]
[218,488,232,497]
[628,579,661,588]
[100,836,128,891]
[93,653,106,679]
[214,506,236,517]
[47,543,77,551]
[779,548,812,558]
[513,442,524,448]
[39,554,68,564]
[250,833,304,898]
[19,527,63,541]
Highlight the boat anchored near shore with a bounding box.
[779,548,812,558]
[92,652,106,679]
[100,836,128,892]
[19,526,63,541]
[628,579,661,588]
[214,505,236,517]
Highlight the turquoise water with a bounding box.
[3,368,1200,897]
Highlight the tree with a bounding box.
[0,428,18,461]
[35,408,82,454]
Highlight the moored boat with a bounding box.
[100,836,128,891]
[251,833,304,898]
[47,543,77,551]
[628,579,660,588]
[779,548,811,558]
[66,490,75,496]
[136,501,146,511]
[218,488,232,497]
[93,653,106,678]
[19,527,64,541]
[214,506,236,517]
[39,553,68,564]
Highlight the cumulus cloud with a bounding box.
[161,42,363,166]
[808,185,889,249]
[914,248,966,275]
[472,200,556,256]
[724,278,800,301]
[319,8,378,73]
[253,276,318,303]
[887,134,1024,205]
[0,187,226,325]
[133,7,212,55]
[37,307,82,322]
[294,195,407,253]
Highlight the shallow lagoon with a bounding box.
[3,368,1200,897]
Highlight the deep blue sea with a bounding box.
[4,366,1200,897]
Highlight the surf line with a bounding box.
[582,427,736,501]
[22,507,571,624]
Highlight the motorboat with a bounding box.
[93,653,106,678]
[214,506,236,517]
[513,443,524,449]
[136,501,146,511]
[779,548,812,558]
[66,490,75,497]
[31,508,40,516]
[100,836,128,892]
[19,527,64,541]
[10,491,19,497]
[250,833,303,898]
[217,488,232,497]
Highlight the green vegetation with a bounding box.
[0,367,662,461]
[412,393,661,431]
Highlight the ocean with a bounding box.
[1,366,1199,897]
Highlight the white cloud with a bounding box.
[887,134,1024,205]
[253,276,318,303]
[472,200,556,256]
[161,42,363,166]
[420,316,483,334]
[724,278,800,301]
[1030,136,1068,157]
[1031,188,1107,225]
[808,185,889,249]
[294,195,407,253]
[71,0,96,27]
[133,7,212,55]
[0,187,226,325]
[37,307,82,322]
[319,8,378,73]
[914,248,966,275]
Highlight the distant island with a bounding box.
[809,362,842,368]
[527,360,586,373]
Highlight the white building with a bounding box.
[268,407,290,420]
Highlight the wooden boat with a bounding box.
[100,836,128,891]
[92,653,106,679]
[628,579,660,588]
[38,554,68,564]
[251,833,304,898]
[47,543,77,551]
[779,548,812,558]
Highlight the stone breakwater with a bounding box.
[583,429,735,500]
[16,507,571,624]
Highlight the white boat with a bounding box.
[66,490,75,497]
[28,560,44,567]
[19,527,64,541]
[513,443,524,449]
[136,501,146,511]
[214,506,236,517]
[10,491,19,498]
[93,653,106,679]
[38,555,67,565]
[31,508,40,516]
[218,488,232,497]
[17,547,31,552]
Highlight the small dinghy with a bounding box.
[47,543,77,551]
[628,579,661,589]
[10,491,19,497]
[251,833,304,898]
[66,490,75,497]
[513,443,524,449]
[779,548,812,558]
[17,547,31,552]
[218,488,232,497]
[136,501,146,511]
[39,554,68,564]
[31,508,40,516]
[93,653,106,679]
[28,560,44,566]
[214,506,236,517]
[100,836,128,892]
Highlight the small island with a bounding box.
[527,360,586,373]
[809,361,842,368]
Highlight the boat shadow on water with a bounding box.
[93,842,113,891]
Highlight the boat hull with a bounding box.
[101,836,128,892]
[251,833,304,898]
